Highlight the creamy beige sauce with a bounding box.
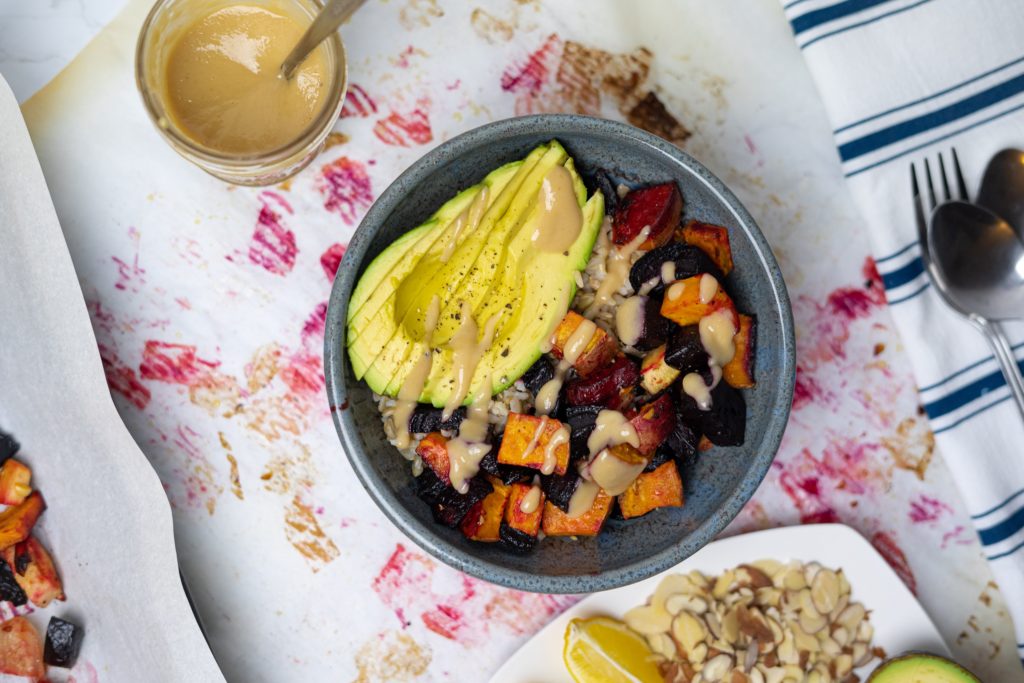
[445,376,493,493]
[392,295,441,448]
[615,295,647,348]
[523,415,550,466]
[163,4,331,155]
[699,273,719,304]
[585,222,649,317]
[586,410,640,455]
[564,317,598,364]
[531,165,583,253]
[682,372,713,411]
[566,479,600,519]
[442,301,502,420]
[661,261,677,285]
[699,310,737,367]
[440,187,489,264]
[587,448,646,496]
[535,361,569,416]
[520,476,543,514]
[543,425,570,475]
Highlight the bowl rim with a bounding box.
[324,113,795,593]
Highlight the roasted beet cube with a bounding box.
[0,430,18,465]
[628,394,677,456]
[678,381,746,447]
[0,557,26,606]
[613,182,682,249]
[415,433,451,484]
[407,406,466,435]
[430,476,493,528]
[550,312,618,378]
[499,522,537,552]
[616,296,673,351]
[660,417,699,461]
[629,242,722,296]
[665,325,710,373]
[44,617,83,668]
[643,446,674,473]
[566,355,639,408]
[478,448,532,485]
[591,168,622,215]
[542,471,582,512]
[521,357,556,395]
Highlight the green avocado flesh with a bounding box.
[868,654,980,683]
[347,140,605,406]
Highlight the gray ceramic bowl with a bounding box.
[325,114,794,593]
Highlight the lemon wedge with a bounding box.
[563,616,663,683]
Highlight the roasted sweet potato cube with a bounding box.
[0,459,31,506]
[504,482,544,537]
[678,220,733,275]
[613,182,682,249]
[640,345,680,395]
[542,488,614,537]
[496,413,569,475]
[619,460,684,519]
[460,479,510,542]
[415,432,450,484]
[723,314,757,388]
[660,274,738,328]
[549,311,618,378]
[629,394,677,456]
[2,536,64,608]
[0,617,45,680]
[698,435,714,452]
[0,492,44,552]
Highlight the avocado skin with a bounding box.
[868,653,981,683]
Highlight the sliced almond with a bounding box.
[857,619,874,642]
[689,642,709,666]
[647,632,678,659]
[737,565,774,589]
[672,611,708,653]
[702,654,734,681]
[831,625,849,647]
[810,569,840,614]
[835,653,853,678]
[819,635,841,657]
[792,623,821,653]
[852,641,872,667]
[666,593,709,616]
[751,559,784,578]
[624,604,672,635]
[730,670,750,683]
[797,588,817,616]
[799,609,827,635]
[837,603,866,632]
[761,667,786,683]
[722,607,740,643]
[713,570,736,599]
[828,592,849,623]
[767,617,784,645]
[706,610,724,641]
[776,632,798,665]
[749,667,766,683]
[654,574,700,608]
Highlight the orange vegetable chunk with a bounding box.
[542,489,614,537]
[619,460,684,519]
[496,413,569,475]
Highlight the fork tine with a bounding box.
[951,148,969,200]
[924,158,937,210]
[937,154,952,201]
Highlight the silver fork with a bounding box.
[911,148,969,266]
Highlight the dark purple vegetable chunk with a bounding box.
[0,429,18,465]
[660,417,699,462]
[499,522,537,552]
[521,357,555,395]
[664,325,709,373]
[630,297,675,352]
[563,404,603,430]
[44,617,84,668]
[415,467,449,505]
[0,558,27,606]
[478,448,532,485]
[430,476,493,528]
[408,406,466,434]
[566,355,639,408]
[678,382,746,447]
[563,404,602,463]
[542,471,581,511]
[643,447,673,473]
[629,242,722,296]
[591,169,622,215]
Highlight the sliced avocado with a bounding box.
[868,654,981,683]
[347,160,523,382]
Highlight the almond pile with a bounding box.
[623,560,882,683]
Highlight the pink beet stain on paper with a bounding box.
[320,243,346,281]
[373,102,434,147]
[909,495,953,524]
[98,343,151,410]
[318,156,374,225]
[871,531,917,594]
[341,83,378,118]
[68,660,99,683]
[248,192,298,276]
[279,351,324,396]
[501,33,560,97]
[302,302,328,345]
[139,340,219,385]
[372,544,577,645]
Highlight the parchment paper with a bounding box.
[0,73,224,682]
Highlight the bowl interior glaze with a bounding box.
[325,114,794,593]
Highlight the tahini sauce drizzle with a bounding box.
[440,186,489,264]
[698,273,719,304]
[446,378,492,493]
[536,318,598,415]
[543,425,569,475]
[699,310,737,367]
[585,223,650,317]
[661,261,677,285]
[442,301,502,420]
[566,480,600,518]
[615,296,647,348]
[531,165,583,253]
[586,410,639,455]
[587,449,646,496]
[520,476,543,514]
[392,295,441,449]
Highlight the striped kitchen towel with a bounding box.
[782,0,1024,664]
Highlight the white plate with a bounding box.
[490,524,947,683]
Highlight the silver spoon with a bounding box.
[279,0,364,81]
[929,200,1024,419]
[977,148,1024,240]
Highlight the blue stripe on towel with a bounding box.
[885,281,930,305]
[979,505,1024,546]
[880,257,924,289]
[933,394,1009,435]
[800,0,933,50]
[973,487,1024,520]
[875,240,918,264]
[790,0,891,35]
[920,341,1024,393]
[846,98,1024,177]
[988,537,1024,561]
[925,367,1012,419]
[839,73,1024,162]
[834,53,1024,134]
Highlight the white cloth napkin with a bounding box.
[782,0,1024,665]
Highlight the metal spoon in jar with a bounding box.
[929,201,1024,420]
[279,0,365,81]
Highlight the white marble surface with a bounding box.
[0,0,123,102]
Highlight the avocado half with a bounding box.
[868,653,981,683]
[347,140,604,407]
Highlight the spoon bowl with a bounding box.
[929,200,1024,321]
[977,147,1024,239]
